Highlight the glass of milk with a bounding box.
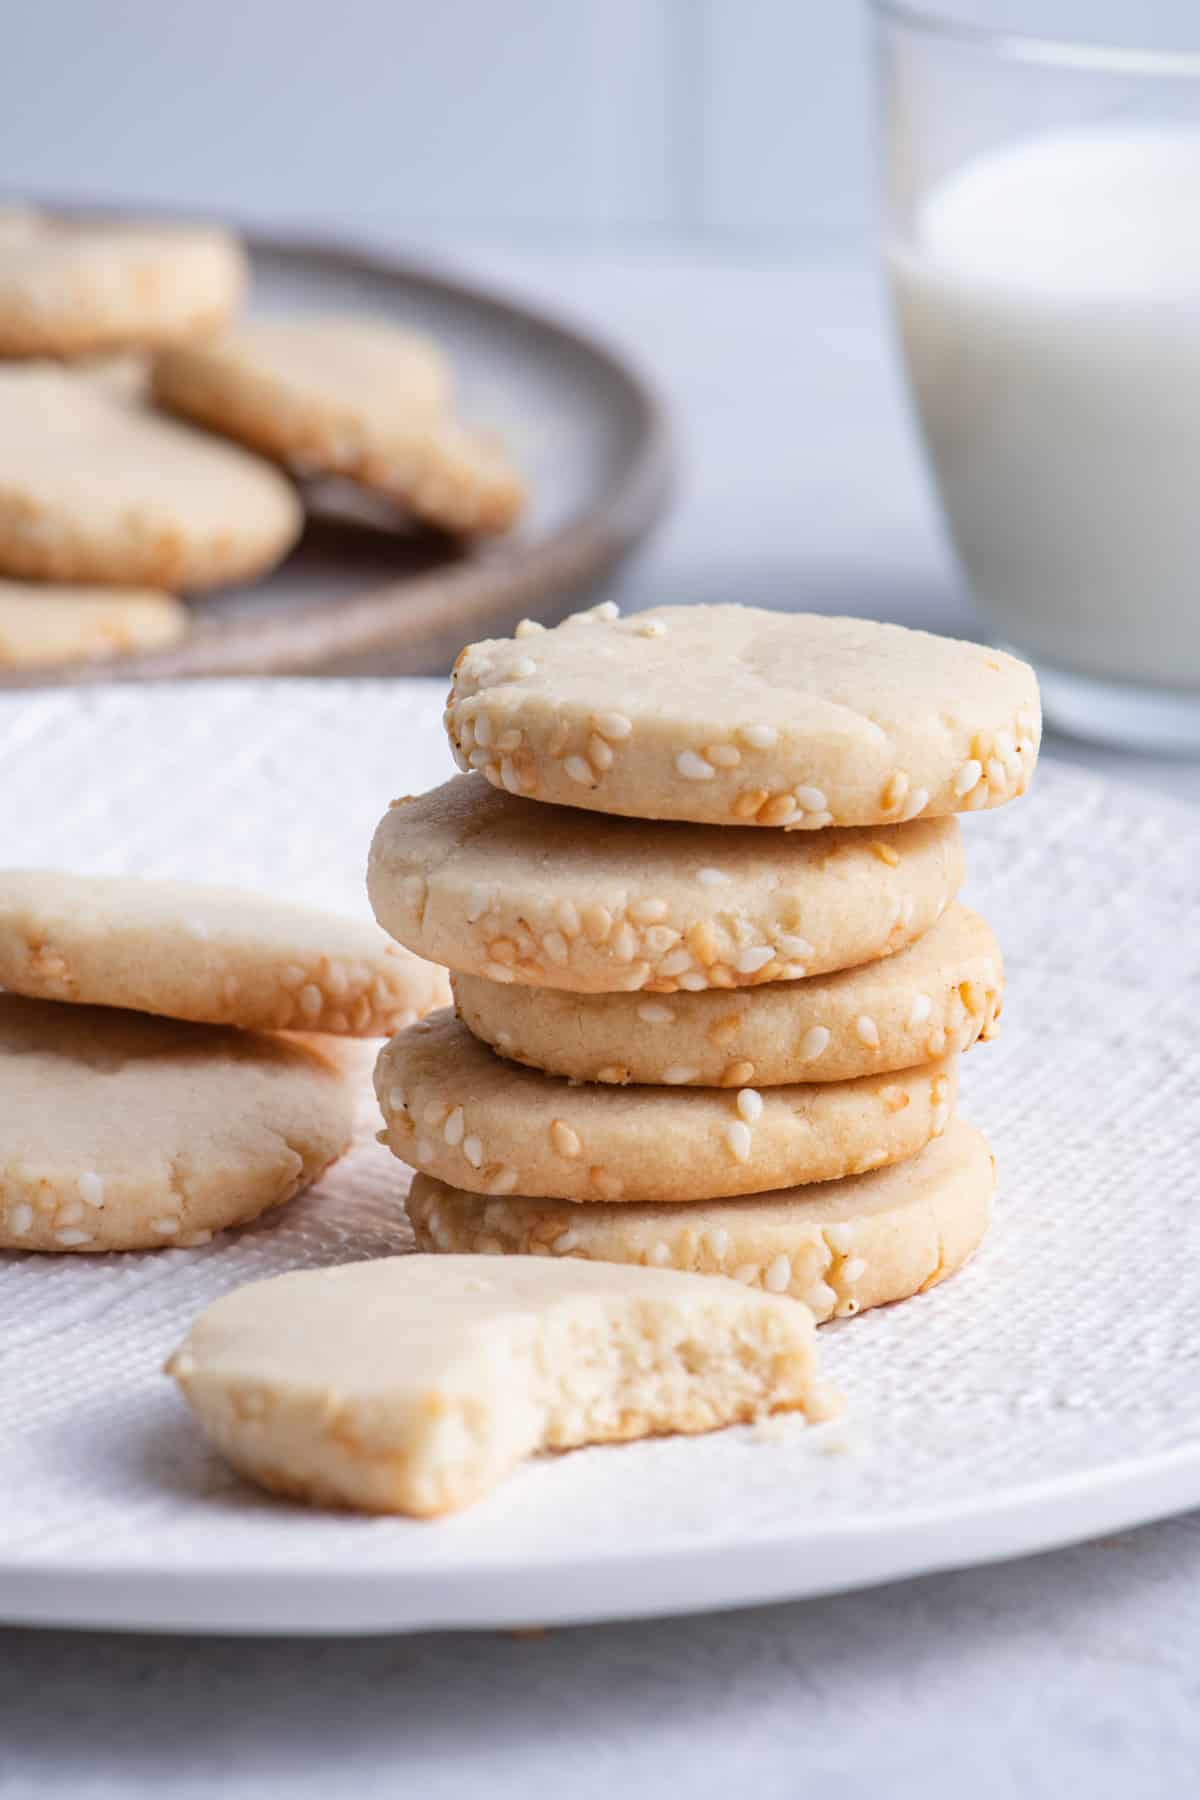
[878,2,1200,750]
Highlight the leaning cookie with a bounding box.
[409,1118,995,1323]
[368,777,963,995]
[0,366,300,590]
[167,1255,833,1516]
[444,604,1040,828]
[0,870,449,1035]
[0,219,246,357]
[376,1011,957,1203]
[0,995,353,1252]
[154,317,525,536]
[0,578,186,668]
[454,903,1002,1085]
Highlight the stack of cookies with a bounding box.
[369,604,1039,1323]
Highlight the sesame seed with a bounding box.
[489,938,517,965]
[443,1106,465,1147]
[509,657,536,678]
[592,1168,624,1199]
[648,1241,671,1267]
[515,618,545,637]
[463,1136,484,1168]
[707,743,741,768]
[678,972,708,990]
[78,1171,105,1209]
[630,897,668,924]
[9,1203,32,1236]
[676,749,715,781]
[596,1065,628,1084]
[386,1087,407,1114]
[483,961,515,984]
[825,1222,853,1253]
[725,1119,753,1161]
[696,867,728,886]
[56,1227,91,1247]
[901,786,930,821]
[151,1218,180,1236]
[554,1228,581,1254]
[487,1166,519,1195]
[637,1002,675,1024]
[564,755,594,785]
[855,1014,881,1048]
[594,710,633,741]
[857,1149,888,1172]
[482,763,503,789]
[465,884,492,923]
[871,841,901,868]
[555,899,581,937]
[542,930,569,967]
[416,1137,435,1162]
[634,619,666,638]
[736,1088,764,1123]
[707,1228,729,1259]
[843,1257,867,1282]
[764,1254,792,1294]
[793,785,827,812]
[593,601,619,621]
[733,788,767,819]
[986,758,1007,791]
[662,1064,700,1084]
[612,922,638,962]
[954,759,983,796]
[741,724,779,749]
[927,1025,948,1056]
[298,984,323,1018]
[733,1263,760,1285]
[473,711,493,748]
[931,1104,951,1136]
[657,947,693,978]
[787,810,833,831]
[735,945,774,975]
[907,993,932,1029]
[582,904,612,946]
[993,729,1017,762]
[551,1120,582,1158]
[798,1026,831,1061]
[500,757,522,795]
[775,933,814,960]
[280,963,306,990]
[758,794,798,826]
[589,734,614,771]
[496,728,522,753]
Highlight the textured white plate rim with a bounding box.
[3,679,1198,1638]
[5,1441,1200,1635]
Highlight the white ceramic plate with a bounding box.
[2,679,1198,1636]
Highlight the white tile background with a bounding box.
[4,0,1199,247]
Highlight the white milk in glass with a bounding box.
[891,127,1200,689]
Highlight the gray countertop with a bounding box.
[2,243,1195,1799]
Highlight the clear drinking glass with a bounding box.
[875,2,1200,752]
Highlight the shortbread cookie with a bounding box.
[0,578,186,667]
[444,604,1040,827]
[454,904,1002,1086]
[154,318,525,536]
[410,1117,994,1323]
[368,777,963,994]
[0,994,353,1252]
[0,870,449,1035]
[0,220,245,357]
[376,1011,957,1202]
[0,367,301,589]
[167,1253,831,1516]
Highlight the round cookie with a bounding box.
[0,994,354,1253]
[375,1010,958,1203]
[368,776,963,994]
[0,220,245,357]
[154,317,525,537]
[168,1255,829,1516]
[444,603,1040,827]
[408,1117,994,1324]
[0,870,450,1035]
[0,578,186,667]
[453,903,1002,1086]
[0,367,301,590]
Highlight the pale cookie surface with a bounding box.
[410,1117,994,1323]
[444,604,1040,827]
[454,904,1002,1086]
[376,1011,958,1202]
[0,220,245,357]
[0,578,186,667]
[154,317,524,537]
[368,777,963,995]
[167,1253,829,1516]
[0,870,450,1035]
[0,367,301,589]
[0,994,354,1253]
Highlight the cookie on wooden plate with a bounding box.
[0,577,186,668]
[154,317,525,536]
[0,367,301,590]
[0,870,449,1035]
[409,1117,995,1323]
[0,218,245,357]
[444,604,1040,827]
[168,1253,833,1515]
[0,994,354,1252]
[453,903,1002,1085]
[376,1011,957,1203]
[368,776,963,995]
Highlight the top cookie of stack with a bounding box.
[368,603,1038,1323]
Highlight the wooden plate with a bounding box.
[0,228,673,686]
